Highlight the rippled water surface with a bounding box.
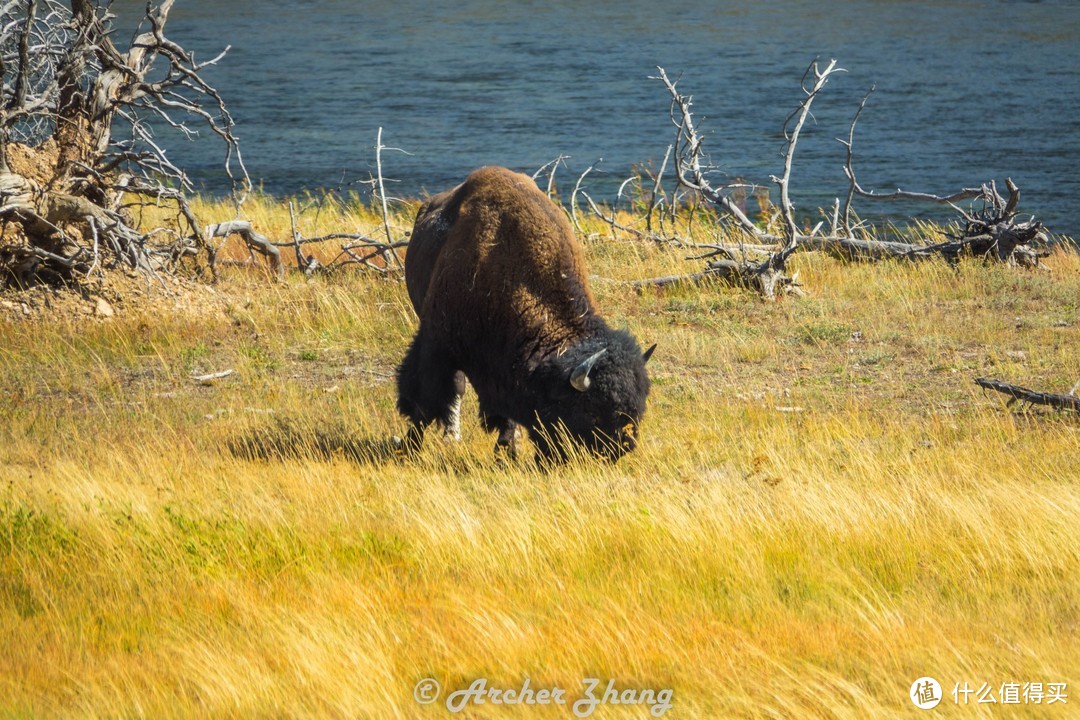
[112,0,1080,233]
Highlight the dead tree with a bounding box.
[0,0,249,289]
[636,61,843,299]
[610,63,1052,294]
[800,182,1049,267]
[827,87,1049,267]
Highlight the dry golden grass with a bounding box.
[0,198,1077,718]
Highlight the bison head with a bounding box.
[531,329,654,462]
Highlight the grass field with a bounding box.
[0,196,1077,718]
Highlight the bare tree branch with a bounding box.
[533,154,570,198]
[654,65,765,239]
[768,58,842,274]
[842,86,982,212]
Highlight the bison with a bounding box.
[397,166,654,462]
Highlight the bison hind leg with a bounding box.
[396,334,462,452]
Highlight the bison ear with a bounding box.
[642,343,657,364]
[570,348,608,392]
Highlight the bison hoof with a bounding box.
[494,425,523,465]
[392,426,425,458]
[390,435,407,456]
[494,444,517,466]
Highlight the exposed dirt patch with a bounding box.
[0,270,227,322]
[6,139,60,187]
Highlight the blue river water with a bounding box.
[111,0,1080,235]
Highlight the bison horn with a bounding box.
[570,348,608,392]
[642,344,656,364]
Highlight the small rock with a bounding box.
[95,298,114,317]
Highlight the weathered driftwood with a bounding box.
[800,221,1049,266]
[257,127,410,278]
[623,65,1053,294]
[839,87,1048,266]
[650,60,840,299]
[204,221,283,279]
[799,235,940,261]
[631,257,803,296]
[192,369,236,385]
[975,377,1080,414]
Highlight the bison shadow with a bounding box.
[225,415,621,470]
[227,416,402,465]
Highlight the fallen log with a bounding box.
[631,257,804,297]
[975,377,1080,413]
[800,235,942,261]
[801,231,1050,266]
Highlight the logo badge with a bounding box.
[910,677,943,709]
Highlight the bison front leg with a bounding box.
[442,371,467,441]
[396,333,461,454]
[480,413,522,462]
[496,420,523,462]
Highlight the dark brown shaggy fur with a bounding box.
[398,166,652,462]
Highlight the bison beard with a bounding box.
[396,166,654,463]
